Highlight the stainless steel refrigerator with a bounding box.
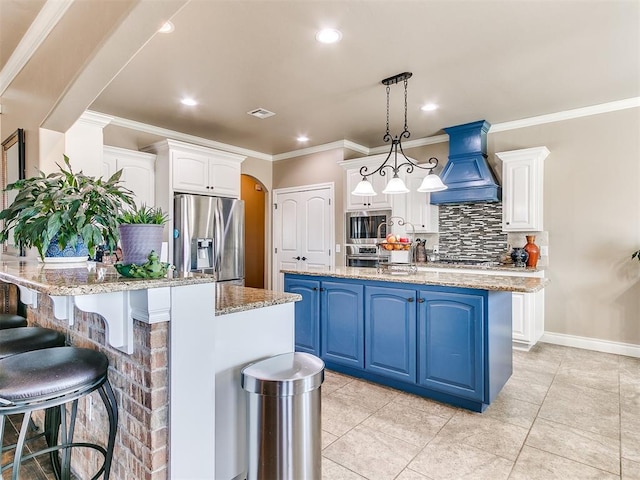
[173,193,244,284]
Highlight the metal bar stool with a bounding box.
[0,347,118,480]
[0,327,66,359]
[0,327,67,478]
[0,315,27,330]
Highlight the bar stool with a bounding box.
[0,327,66,359]
[0,327,68,477]
[0,347,118,480]
[0,315,27,330]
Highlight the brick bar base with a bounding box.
[27,295,169,480]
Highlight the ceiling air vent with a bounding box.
[247,108,276,119]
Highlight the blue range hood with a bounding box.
[431,120,501,204]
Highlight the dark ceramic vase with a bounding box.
[524,235,540,268]
[511,247,529,267]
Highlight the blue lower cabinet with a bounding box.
[284,277,320,356]
[417,290,484,402]
[364,286,417,382]
[321,282,364,368]
[283,274,510,412]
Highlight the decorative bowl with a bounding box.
[114,262,172,279]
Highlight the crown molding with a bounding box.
[0,0,74,95]
[76,110,113,128]
[105,112,272,161]
[490,97,640,133]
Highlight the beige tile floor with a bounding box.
[321,343,640,480]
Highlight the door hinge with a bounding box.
[329,198,331,205]
[274,203,278,210]
[275,247,278,254]
[329,249,331,256]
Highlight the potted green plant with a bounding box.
[0,155,135,261]
[633,249,640,262]
[118,204,168,265]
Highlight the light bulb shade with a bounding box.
[417,173,447,192]
[352,179,377,196]
[382,177,410,194]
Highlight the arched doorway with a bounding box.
[241,174,266,288]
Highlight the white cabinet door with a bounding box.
[172,151,210,194]
[273,186,333,291]
[103,146,156,207]
[209,158,241,198]
[405,174,438,233]
[497,147,549,232]
[346,168,391,211]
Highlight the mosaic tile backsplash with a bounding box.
[438,202,508,260]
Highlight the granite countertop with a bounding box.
[216,284,301,316]
[417,261,544,273]
[0,259,215,296]
[281,266,548,293]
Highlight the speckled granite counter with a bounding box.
[215,284,301,315]
[0,258,214,295]
[281,266,548,292]
[416,261,544,274]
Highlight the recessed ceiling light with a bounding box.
[316,28,342,44]
[158,21,174,34]
[181,97,197,106]
[421,103,438,112]
[297,135,309,142]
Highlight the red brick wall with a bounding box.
[27,296,169,479]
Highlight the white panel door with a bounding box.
[273,184,334,291]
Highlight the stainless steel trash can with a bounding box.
[241,352,325,480]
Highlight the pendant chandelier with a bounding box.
[352,72,447,196]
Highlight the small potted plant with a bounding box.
[0,156,135,262]
[118,204,168,265]
[633,249,640,262]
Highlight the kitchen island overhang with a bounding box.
[282,266,547,412]
[0,259,300,480]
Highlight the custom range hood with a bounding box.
[431,120,501,204]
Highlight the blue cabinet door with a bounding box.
[418,290,485,401]
[321,281,364,368]
[364,286,417,382]
[284,277,320,356]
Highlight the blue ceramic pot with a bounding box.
[45,234,89,258]
[511,247,529,267]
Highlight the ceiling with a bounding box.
[3,1,640,157]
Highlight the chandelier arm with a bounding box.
[359,148,396,180]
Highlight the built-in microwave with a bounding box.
[346,210,391,244]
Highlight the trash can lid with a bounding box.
[241,352,325,396]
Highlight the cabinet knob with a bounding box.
[319,287,326,292]
[407,297,414,302]
[301,256,307,261]
[417,298,425,303]
[206,186,211,189]
[312,287,318,291]
[293,256,301,260]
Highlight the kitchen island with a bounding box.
[283,266,547,412]
[0,259,299,480]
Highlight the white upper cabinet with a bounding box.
[145,139,245,199]
[345,169,391,210]
[497,146,549,232]
[340,155,392,211]
[103,146,156,208]
[404,172,438,233]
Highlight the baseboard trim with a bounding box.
[541,332,640,358]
